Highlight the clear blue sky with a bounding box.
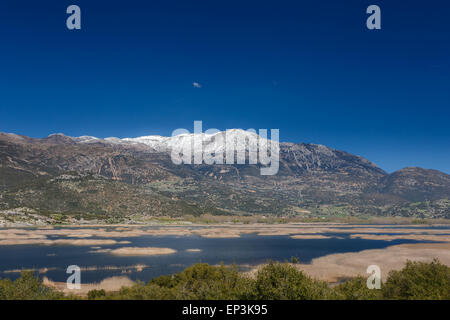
[0,0,449,173]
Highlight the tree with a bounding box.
[0,271,63,300]
[253,262,334,300]
[334,276,382,300]
[382,259,450,300]
[87,289,106,300]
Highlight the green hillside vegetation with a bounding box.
[0,260,449,300]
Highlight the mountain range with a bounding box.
[0,130,448,224]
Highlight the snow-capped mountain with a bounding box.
[1,130,449,219]
[74,129,279,156]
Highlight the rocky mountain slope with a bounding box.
[0,131,448,223]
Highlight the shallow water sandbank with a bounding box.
[0,238,130,246]
[43,276,135,296]
[247,242,450,283]
[104,247,177,256]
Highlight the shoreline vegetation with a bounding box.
[2,209,450,228]
[247,242,450,283]
[0,259,449,300]
[3,242,449,287]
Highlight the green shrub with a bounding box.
[170,263,252,300]
[1,260,449,300]
[87,289,106,300]
[382,259,450,300]
[252,262,335,300]
[333,276,382,300]
[0,271,63,300]
[108,264,252,300]
[109,283,175,300]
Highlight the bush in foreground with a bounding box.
[1,259,449,300]
[0,271,63,300]
[333,276,383,300]
[382,259,450,300]
[252,262,335,300]
[109,263,252,300]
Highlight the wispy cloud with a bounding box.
[192,82,202,88]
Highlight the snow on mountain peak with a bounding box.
[75,129,278,154]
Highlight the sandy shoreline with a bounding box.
[43,276,135,296]
[246,242,450,283]
[3,264,149,274]
[0,223,449,245]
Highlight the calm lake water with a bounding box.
[2,225,448,283]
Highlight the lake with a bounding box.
[2,224,448,283]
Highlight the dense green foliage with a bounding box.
[382,259,450,299]
[1,260,449,300]
[333,276,383,300]
[109,264,253,300]
[0,271,63,300]
[87,289,106,300]
[252,262,335,300]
